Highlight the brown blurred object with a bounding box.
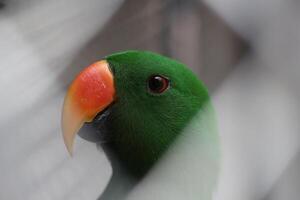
[63,0,247,91]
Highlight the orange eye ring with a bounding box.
[147,75,170,94]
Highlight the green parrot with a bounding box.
[62,51,220,200]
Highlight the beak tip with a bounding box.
[63,135,74,157]
[62,127,75,157]
[68,150,73,157]
[66,144,73,157]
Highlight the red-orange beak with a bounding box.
[62,60,115,155]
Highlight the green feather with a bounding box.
[104,50,218,177]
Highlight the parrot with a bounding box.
[62,50,220,200]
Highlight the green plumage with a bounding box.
[105,51,216,177]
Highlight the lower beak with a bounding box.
[61,60,115,155]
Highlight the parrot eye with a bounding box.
[147,75,170,94]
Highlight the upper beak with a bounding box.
[61,60,115,155]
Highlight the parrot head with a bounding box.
[62,51,210,176]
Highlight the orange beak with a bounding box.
[62,60,115,155]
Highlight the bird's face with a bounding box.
[62,51,209,176]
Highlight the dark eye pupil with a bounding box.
[148,75,169,93]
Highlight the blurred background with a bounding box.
[0,0,299,199]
